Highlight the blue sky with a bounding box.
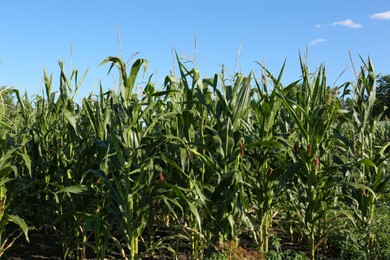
[1,1,390,99]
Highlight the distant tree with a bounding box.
[0,86,16,123]
[373,75,390,120]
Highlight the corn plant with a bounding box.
[0,89,30,256]
[198,67,253,247]
[154,60,210,258]
[274,56,345,258]
[2,51,390,259]
[336,58,390,256]
[95,56,162,260]
[243,62,296,253]
[0,148,31,258]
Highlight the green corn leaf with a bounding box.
[379,142,390,155]
[340,181,377,199]
[57,185,89,194]
[62,109,79,136]
[356,158,377,168]
[9,214,29,242]
[165,183,186,201]
[128,59,148,93]
[72,68,89,101]
[113,136,125,167]
[0,177,14,186]
[20,153,31,177]
[187,201,202,232]
[0,120,12,130]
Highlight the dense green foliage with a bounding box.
[373,75,390,120]
[0,55,389,259]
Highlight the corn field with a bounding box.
[0,54,389,259]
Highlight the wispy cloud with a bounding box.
[370,11,390,20]
[332,19,362,29]
[309,39,327,46]
[315,24,322,28]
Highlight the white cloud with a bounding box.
[309,39,327,46]
[370,11,390,20]
[315,24,322,28]
[332,19,362,29]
